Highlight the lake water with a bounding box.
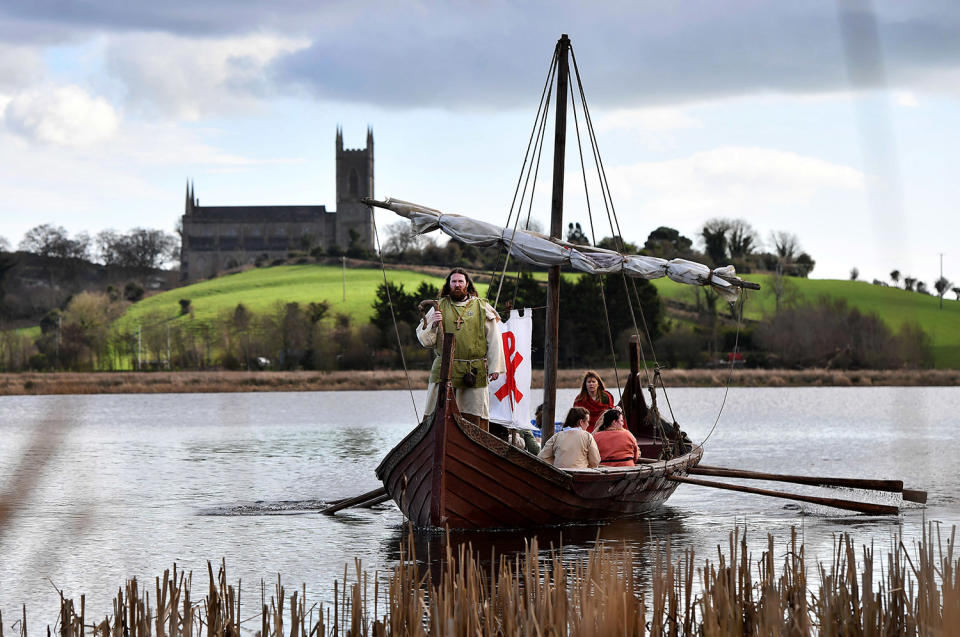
[1,386,958,627]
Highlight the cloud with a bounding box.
[269,2,960,109]
[594,108,701,135]
[608,147,864,223]
[0,44,42,89]
[4,2,960,110]
[3,84,119,146]
[105,33,310,119]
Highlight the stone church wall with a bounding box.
[179,128,373,281]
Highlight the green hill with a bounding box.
[119,265,959,368]
[651,274,960,368]
[117,264,458,330]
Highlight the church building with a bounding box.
[179,127,374,281]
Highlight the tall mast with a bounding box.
[541,34,569,443]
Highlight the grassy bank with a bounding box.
[3,367,958,395]
[117,263,457,329]
[132,265,959,367]
[653,275,960,367]
[16,524,959,635]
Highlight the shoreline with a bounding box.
[1,368,958,395]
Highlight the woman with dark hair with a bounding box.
[537,407,600,469]
[573,370,615,432]
[592,408,639,467]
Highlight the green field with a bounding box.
[117,264,458,330]
[115,265,959,367]
[651,274,960,368]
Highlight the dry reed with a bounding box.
[9,524,959,636]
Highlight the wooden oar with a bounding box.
[321,487,388,515]
[669,476,900,516]
[690,465,926,504]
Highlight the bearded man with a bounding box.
[416,268,505,430]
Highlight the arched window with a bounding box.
[349,169,359,196]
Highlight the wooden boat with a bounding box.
[375,335,702,528]
[370,34,755,529]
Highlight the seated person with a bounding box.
[592,408,639,467]
[491,408,541,454]
[572,371,615,432]
[538,407,600,469]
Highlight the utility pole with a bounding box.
[56,314,61,370]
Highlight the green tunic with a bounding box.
[429,297,489,388]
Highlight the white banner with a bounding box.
[488,308,534,430]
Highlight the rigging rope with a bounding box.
[569,44,653,387]
[371,213,421,423]
[569,43,748,449]
[492,47,558,310]
[568,65,622,397]
[697,289,747,448]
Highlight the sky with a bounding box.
[0,1,958,284]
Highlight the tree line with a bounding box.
[0,218,941,373]
[8,224,178,269]
[868,269,959,302]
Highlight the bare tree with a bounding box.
[380,221,431,256]
[768,231,802,312]
[770,231,800,262]
[19,224,90,259]
[522,217,545,233]
[726,219,759,259]
[0,236,9,252]
[96,228,177,268]
[890,269,900,287]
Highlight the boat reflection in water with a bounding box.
[379,508,689,585]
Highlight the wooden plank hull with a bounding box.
[375,383,702,529]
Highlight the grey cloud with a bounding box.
[0,44,43,89]
[3,1,960,109]
[269,2,960,109]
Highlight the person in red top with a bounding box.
[592,408,639,467]
[572,370,615,432]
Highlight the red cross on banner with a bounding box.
[488,309,533,430]
[495,331,524,405]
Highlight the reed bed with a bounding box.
[2,368,959,395]
[8,524,958,636]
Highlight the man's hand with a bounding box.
[431,309,443,325]
[489,372,499,381]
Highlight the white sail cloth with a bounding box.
[376,198,746,302]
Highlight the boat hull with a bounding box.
[376,384,701,529]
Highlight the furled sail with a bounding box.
[366,197,759,302]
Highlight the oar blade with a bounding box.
[902,489,927,504]
[321,487,389,515]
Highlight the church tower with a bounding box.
[334,126,374,250]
